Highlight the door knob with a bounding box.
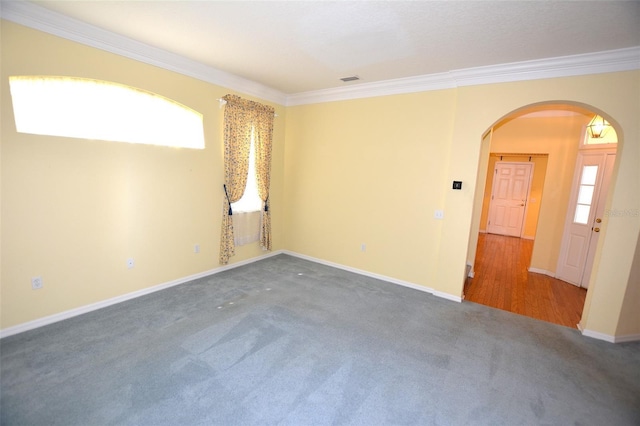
[594,227,600,232]
[595,218,602,223]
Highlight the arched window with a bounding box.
[9,76,205,149]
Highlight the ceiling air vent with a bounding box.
[340,76,360,82]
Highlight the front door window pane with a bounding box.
[574,205,591,224]
[574,165,599,225]
[581,165,598,185]
[577,185,594,205]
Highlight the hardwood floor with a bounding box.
[464,233,587,328]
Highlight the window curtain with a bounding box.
[253,100,274,252]
[219,94,274,264]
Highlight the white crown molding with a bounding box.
[450,47,640,88]
[286,72,457,106]
[0,0,288,105]
[2,1,639,108]
[290,46,640,106]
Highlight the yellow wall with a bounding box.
[616,231,640,338]
[2,21,639,340]
[284,91,456,287]
[1,21,286,328]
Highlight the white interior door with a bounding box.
[487,162,533,237]
[556,150,616,288]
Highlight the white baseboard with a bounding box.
[582,329,616,343]
[432,290,463,303]
[528,267,555,277]
[479,229,532,240]
[1,249,463,338]
[581,329,640,343]
[283,250,463,303]
[529,268,584,288]
[15,250,617,339]
[0,250,284,339]
[581,318,640,342]
[612,333,640,343]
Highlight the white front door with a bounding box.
[487,162,533,237]
[556,150,616,288]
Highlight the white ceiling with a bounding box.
[5,1,640,100]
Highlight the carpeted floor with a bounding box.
[1,254,639,425]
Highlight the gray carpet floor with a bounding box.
[1,254,639,425]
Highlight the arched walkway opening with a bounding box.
[464,102,619,328]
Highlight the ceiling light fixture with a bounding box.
[587,114,611,139]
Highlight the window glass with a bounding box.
[9,76,204,149]
[573,165,598,225]
[231,130,262,213]
[577,185,594,205]
[574,205,591,225]
[581,165,598,185]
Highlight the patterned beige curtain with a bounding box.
[219,94,274,264]
[254,101,274,251]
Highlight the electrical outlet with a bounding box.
[434,210,444,220]
[31,276,43,290]
[194,244,200,253]
[127,258,135,269]
[361,243,366,252]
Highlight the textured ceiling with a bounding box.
[19,1,640,94]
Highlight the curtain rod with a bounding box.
[217,98,278,117]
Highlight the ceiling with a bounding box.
[11,0,637,97]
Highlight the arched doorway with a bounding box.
[464,102,619,328]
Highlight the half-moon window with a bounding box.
[9,76,205,149]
